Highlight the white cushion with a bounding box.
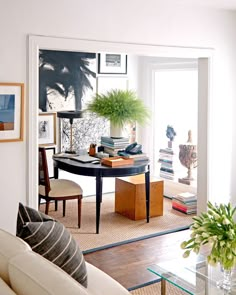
[86,262,130,295]
[39,179,83,197]
[0,278,17,295]
[8,251,89,295]
[0,229,31,284]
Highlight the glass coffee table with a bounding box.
[148,254,236,294]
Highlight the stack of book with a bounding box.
[101,136,129,156]
[172,192,197,214]
[118,152,149,162]
[158,147,175,180]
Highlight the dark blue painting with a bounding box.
[0,94,15,130]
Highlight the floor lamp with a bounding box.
[57,110,83,154]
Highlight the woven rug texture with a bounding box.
[40,193,193,252]
[130,282,186,295]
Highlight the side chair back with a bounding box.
[38,147,83,228]
[39,147,51,196]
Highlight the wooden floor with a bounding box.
[84,229,191,290]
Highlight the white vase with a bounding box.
[110,123,122,138]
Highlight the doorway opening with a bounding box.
[153,64,198,200]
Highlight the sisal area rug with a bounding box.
[130,282,185,295]
[40,193,194,252]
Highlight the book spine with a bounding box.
[159,148,174,155]
[172,206,194,214]
[101,142,128,149]
[172,198,197,206]
[172,202,197,213]
[160,167,174,174]
[101,137,129,144]
[160,172,174,180]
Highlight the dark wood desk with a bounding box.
[53,157,150,234]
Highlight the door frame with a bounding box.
[28,35,213,214]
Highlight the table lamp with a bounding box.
[57,110,83,154]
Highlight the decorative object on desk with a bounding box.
[98,53,127,74]
[181,201,236,291]
[86,89,150,138]
[166,125,177,149]
[38,112,56,146]
[101,136,129,156]
[89,143,97,156]
[178,130,197,185]
[118,142,148,162]
[95,151,109,159]
[0,82,24,142]
[57,110,83,154]
[101,156,134,167]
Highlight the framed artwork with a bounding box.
[0,83,24,142]
[97,76,128,94]
[38,112,56,145]
[39,50,96,112]
[98,53,127,74]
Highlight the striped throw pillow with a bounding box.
[16,203,87,287]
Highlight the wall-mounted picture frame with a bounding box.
[38,112,56,146]
[98,53,127,74]
[0,82,24,143]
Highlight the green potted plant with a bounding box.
[86,89,150,137]
[181,201,236,291]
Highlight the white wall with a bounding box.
[1,0,236,233]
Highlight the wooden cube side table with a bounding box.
[115,175,164,220]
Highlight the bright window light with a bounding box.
[153,68,198,176]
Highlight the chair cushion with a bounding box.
[39,179,83,197]
[16,203,87,287]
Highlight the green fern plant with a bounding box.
[86,89,150,127]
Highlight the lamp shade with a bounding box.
[57,110,83,119]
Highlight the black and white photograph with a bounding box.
[98,53,127,74]
[38,112,56,145]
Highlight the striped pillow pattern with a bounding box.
[16,203,87,287]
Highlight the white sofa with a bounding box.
[0,229,130,295]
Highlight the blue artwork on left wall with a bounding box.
[0,94,15,130]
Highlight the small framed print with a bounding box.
[38,112,56,146]
[98,53,127,74]
[0,83,24,142]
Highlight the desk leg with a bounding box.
[161,279,166,295]
[145,165,150,223]
[96,175,103,234]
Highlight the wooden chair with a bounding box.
[38,147,83,228]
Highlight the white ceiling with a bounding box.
[173,0,236,10]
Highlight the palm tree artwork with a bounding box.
[39,50,96,112]
[38,50,108,152]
